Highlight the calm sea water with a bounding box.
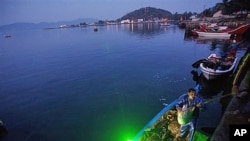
[0,24,247,141]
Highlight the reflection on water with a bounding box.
[192,70,233,98]
[123,22,173,37]
[191,70,234,117]
[184,30,244,44]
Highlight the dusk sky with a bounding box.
[1,0,222,26]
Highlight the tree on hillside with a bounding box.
[120,7,172,21]
[199,0,250,16]
[228,0,250,11]
[219,0,250,14]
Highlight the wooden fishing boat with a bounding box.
[195,31,231,39]
[193,23,250,39]
[199,53,238,80]
[131,85,209,141]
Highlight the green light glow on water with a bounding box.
[104,116,140,141]
[117,129,136,141]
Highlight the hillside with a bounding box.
[120,7,172,21]
[0,18,98,30]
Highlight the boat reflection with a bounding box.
[191,70,233,113]
[122,22,175,37]
[194,35,242,44]
[199,72,232,97]
[184,31,244,44]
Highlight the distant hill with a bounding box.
[54,18,99,26]
[120,7,172,21]
[0,18,98,31]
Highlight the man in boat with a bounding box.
[175,88,203,141]
[232,46,250,98]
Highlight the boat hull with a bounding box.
[196,31,231,39]
[195,23,250,39]
[200,66,233,80]
[132,99,177,141]
[200,55,238,80]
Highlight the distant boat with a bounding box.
[94,27,98,32]
[59,24,69,28]
[4,35,11,38]
[160,22,170,26]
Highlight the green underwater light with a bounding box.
[117,127,137,141]
[120,132,134,141]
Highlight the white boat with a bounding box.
[196,31,231,39]
[193,23,250,39]
[199,53,238,80]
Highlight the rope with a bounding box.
[203,88,250,104]
[203,93,234,104]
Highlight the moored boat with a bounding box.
[195,31,231,39]
[227,23,250,35]
[193,23,250,39]
[192,24,228,36]
[199,53,238,80]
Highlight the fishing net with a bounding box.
[177,107,194,125]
